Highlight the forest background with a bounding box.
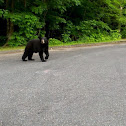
[0,0,126,47]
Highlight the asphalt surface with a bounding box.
[0,44,126,126]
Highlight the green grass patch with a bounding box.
[49,38,123,47]
[0,38,124,52]
[0,46,25,51]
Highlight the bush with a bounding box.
[8,33,27,46]
[62,33,71,42]
[0,36,7,46]
[49,38,63,46]
[5,13,43,46]
[121,27,126,38]
[62,20,121,43]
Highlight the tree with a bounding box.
[0,0,126,46]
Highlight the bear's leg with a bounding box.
[39,51,46,62]
[28,52,34,60]
[22,51,28,61]
[44,48,49,60]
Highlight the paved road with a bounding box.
[0,44,126,126]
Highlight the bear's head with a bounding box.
[39,37,48,45]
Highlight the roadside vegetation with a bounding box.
[0,0,126,48]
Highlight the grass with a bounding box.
[49,39,123,47]
[0,39,125,52]
[0,46,25,51]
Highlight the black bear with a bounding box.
[22,37,49,62]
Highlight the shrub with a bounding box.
[0,36,7,46]
[49,38,63,46]
[121,27,126,38]
[63,20,121,43]
[4,12,43,46]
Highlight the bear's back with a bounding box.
[26,39,41,53]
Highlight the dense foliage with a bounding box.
[0,0,126,46]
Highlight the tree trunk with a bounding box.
[24,0,26,8]
[3,0,14,47]
[3,19,14,47]
[118,6,123,32]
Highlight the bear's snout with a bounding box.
[41,39,45,44]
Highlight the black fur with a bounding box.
[22,37,49,62]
